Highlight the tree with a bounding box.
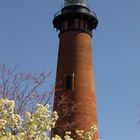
[0,64,98,139]
[0,64,53,116]
[0,98,97,140]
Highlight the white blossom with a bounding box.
[0,98,97,140]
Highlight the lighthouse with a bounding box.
[53,0,98,139]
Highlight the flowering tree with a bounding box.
[0,64,53,116]
[0,98,97,140]
[0,64,98,139]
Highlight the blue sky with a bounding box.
[0,0,140,139]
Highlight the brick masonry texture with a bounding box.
[53,31,98,140]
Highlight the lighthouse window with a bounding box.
[75,18,79,29]
[66,75,72,90]
[64,20,68,30]
[80,19,84,29]
[68,19,74,29]
[84,20,87,29]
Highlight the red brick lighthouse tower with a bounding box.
[53,0,98,139]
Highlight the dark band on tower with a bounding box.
[53,0,98,36]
